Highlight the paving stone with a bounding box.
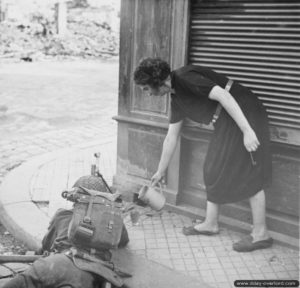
[271,264,291,273]
[288,270,299,279]
[170,253,183,259]
[209,263,223,270]
[236,267,251,275]
[260,265,274,273]
[216,282,232,288]
[214,275,229,283]
[250,273,265,279]
[225,268,239,276]
[221,262,235,269]
[275,271,291,278]
[207,257,220,264]
[262,272,278,279]
[212,268,226,276]
[174,264,186,272]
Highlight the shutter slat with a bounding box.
[193,0,300,8]
[190,52,299,66]
[269,115,300,124]
[268,121,299,129]
[219,75,299,89]
[191,20,298,26]
[191,25,300,34]
[193,6,299,14]
[221,75,300,90]
[247,84,299,94]
[192,2,300,9]
[267,107,300,115]
[190,41,299,51]
[193,14,300,20]
[189,60,300,79]
[191,36,299,44]
[201,72,300,91]
[190,46,300,58]
[189,0,300,136]
[258,94,299,103]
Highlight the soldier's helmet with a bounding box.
[72,175,107,192]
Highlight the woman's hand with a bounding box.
[243,128,260,152]
[209,86,261,153]
[151,171,163,187]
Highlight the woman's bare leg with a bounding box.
[249,189,270,241]
[194,201,219,233]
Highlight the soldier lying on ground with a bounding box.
[3,175,130,288]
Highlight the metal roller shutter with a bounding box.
[188,0,300,145]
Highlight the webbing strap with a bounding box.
[83,195,95,223]
[212,79,234,124]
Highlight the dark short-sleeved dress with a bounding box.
[170,65,272,204]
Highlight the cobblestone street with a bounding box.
[0,59,118,182]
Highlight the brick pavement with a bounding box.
[0,60,299,287]
[1,137,298,288]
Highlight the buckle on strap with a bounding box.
[225,79,234,92]
[212,79,234,124]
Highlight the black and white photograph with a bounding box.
[0,0,299,287]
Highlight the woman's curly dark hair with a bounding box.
[133,58,171,89]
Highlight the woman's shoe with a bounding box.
[182,225,219,236]
[233,235,273,252]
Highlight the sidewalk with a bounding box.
[0,136,298,288]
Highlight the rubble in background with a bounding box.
[0,225,27,255]
[0,4,120,61]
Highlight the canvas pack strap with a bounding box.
[212,79,234,124]
[83,195,95,223]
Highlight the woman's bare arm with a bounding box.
[209,85,260,152]
[151,120,183,186]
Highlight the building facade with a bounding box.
[114,0,300,248]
